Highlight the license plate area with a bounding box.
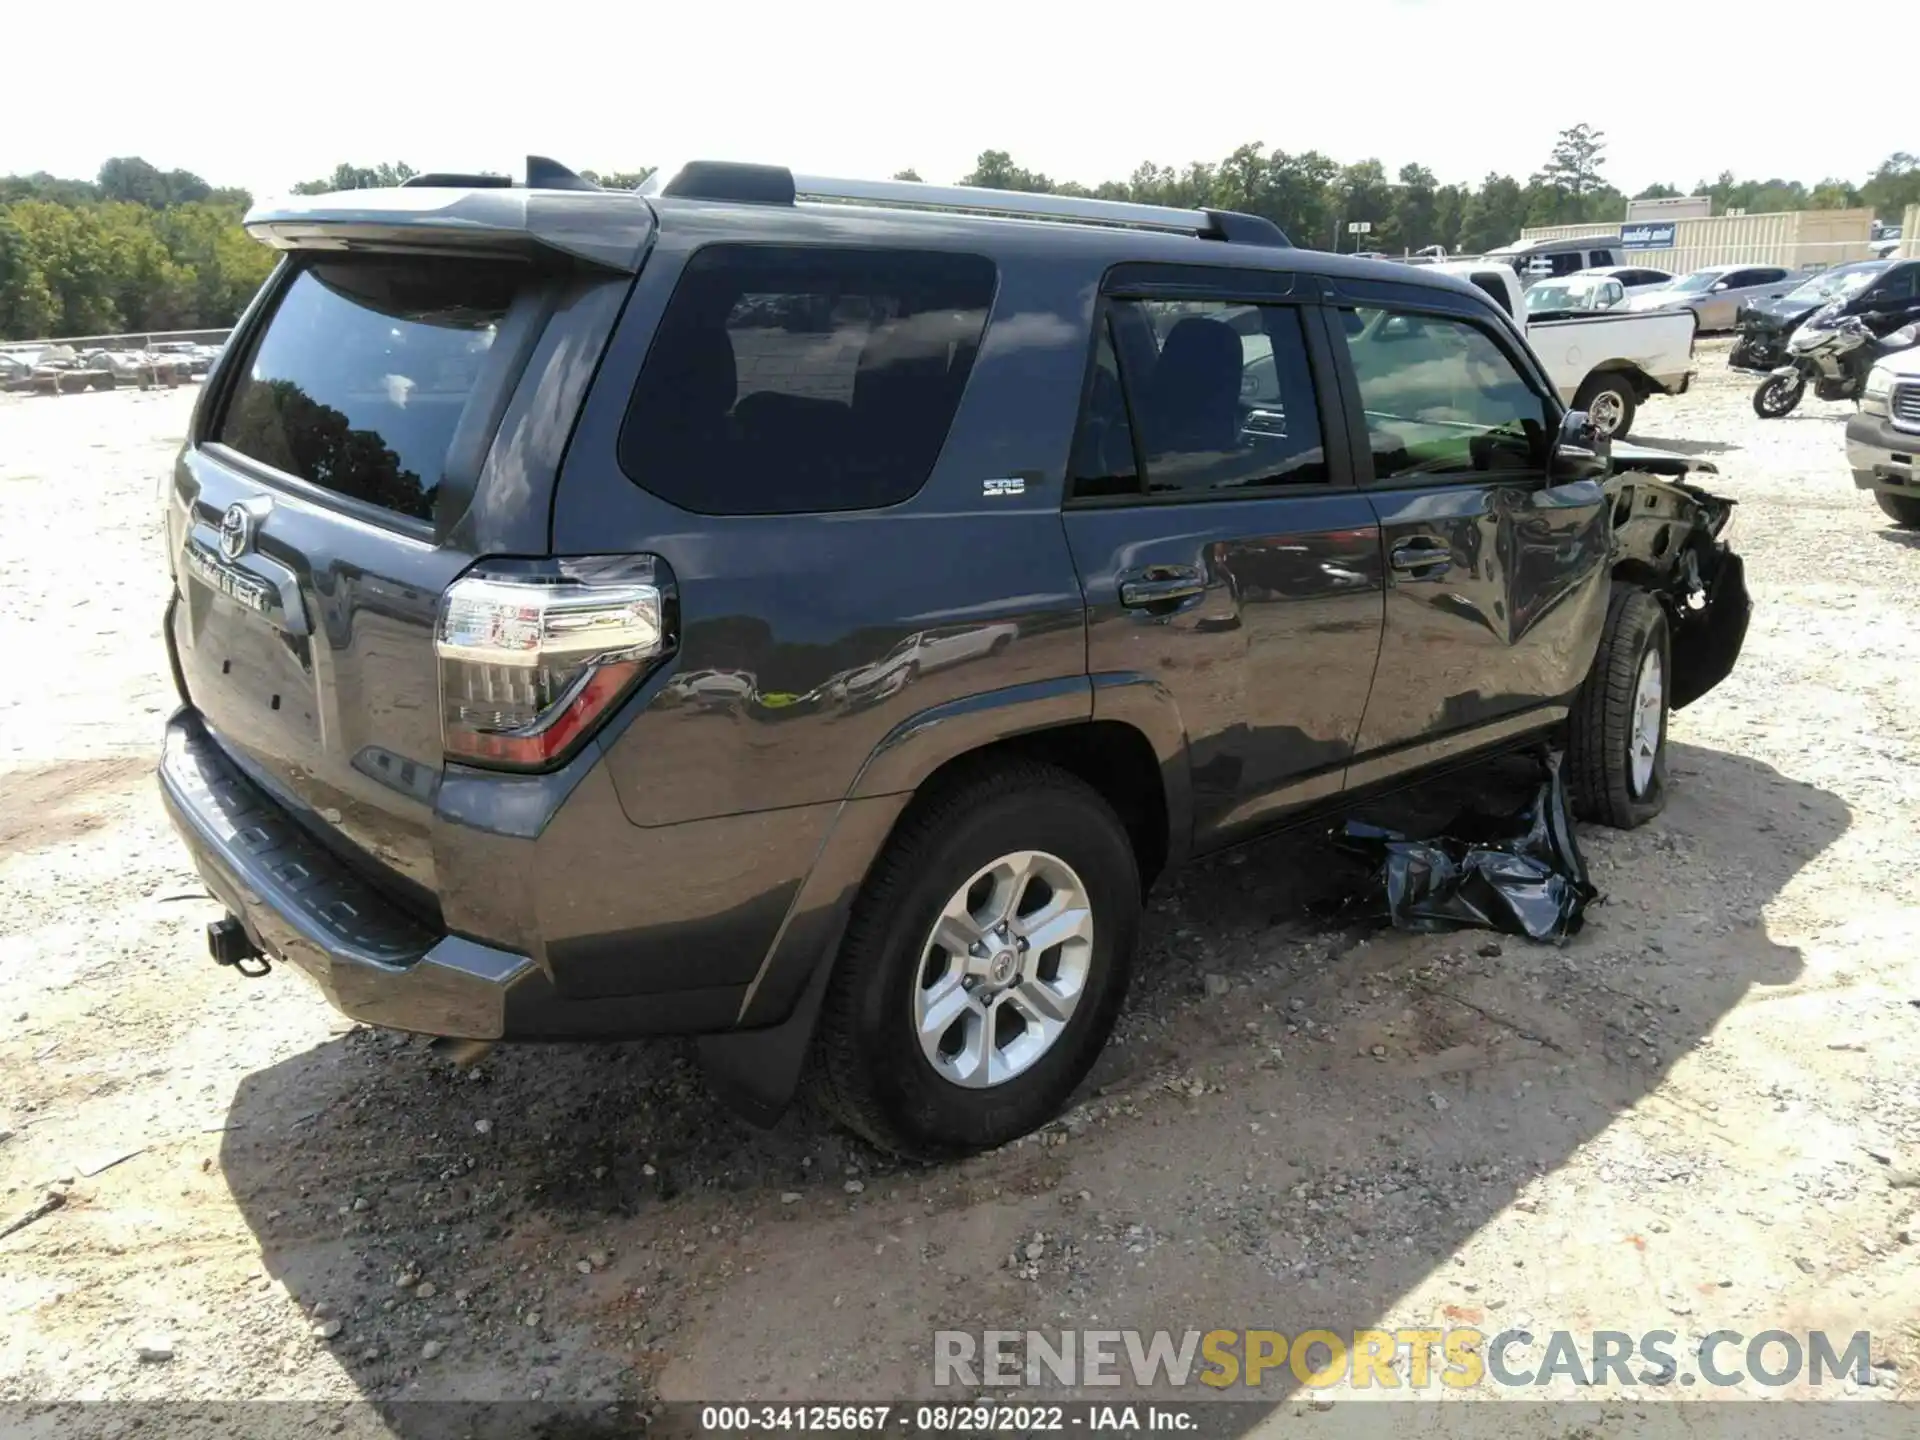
[180,555,323,755]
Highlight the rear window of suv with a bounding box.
[214,257,526,522]
[619,246,996,515]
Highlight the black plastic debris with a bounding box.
[1333,750,1598,942]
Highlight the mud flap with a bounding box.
[695,939,839,1129]
[1671,549,1750,711]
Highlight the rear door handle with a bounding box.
[1389,537,1453,578]
[1119,569,1206,611]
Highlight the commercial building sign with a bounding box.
[1621,222,1678,251]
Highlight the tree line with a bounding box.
[4,133,1917,341]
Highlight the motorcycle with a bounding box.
[1752,311,1920,418]
[1730,318,1789,373]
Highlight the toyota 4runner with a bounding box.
[158,158,1750,1158]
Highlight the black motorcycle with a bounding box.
[1752,312,1920,418]
[1730,320,1788,373]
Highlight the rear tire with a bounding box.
[1574,372,1637,440]
[1568,586,1671,829]
[1877,491,1920,529]
[817,761,1141,1159]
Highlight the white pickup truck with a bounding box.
[1427,260,1696,438]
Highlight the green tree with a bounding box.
[1458,173,1529,253]
[1809,178,1862,210]
[4,201,120,334]
[959,150,1055,192]
[291,161,418,195]
[97,157,214,209]
[891,168,923,182]
[579,168,654,190]
[1862,153,1920,223]
[1535,123,1608,199]
[1431,183,1468,254]
[0,210,58,337]
[0,172,100,206]
[1387,163,1440,252]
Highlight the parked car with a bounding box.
[1583,264,1674,297]
[1623,265,1797,331]
[1847,345,1920,527]
[151,340,217,377]
[1730,261,1897,371]
[1524,273,1629,316]
[157,159,1749,1159]
[1485,234,1624,281]
[79,349,191,388]
[1431,260,1696,439]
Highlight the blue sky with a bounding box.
[6,0,1911,200]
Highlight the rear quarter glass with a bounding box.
[212,256,537,523]
[616,245,997,516]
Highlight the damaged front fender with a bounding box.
[1603,447,1751,710]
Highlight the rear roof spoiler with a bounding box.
[244,157,653,272]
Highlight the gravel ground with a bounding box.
[2,344,1917,1419]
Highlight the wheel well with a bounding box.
[905,721,1171,891]
[1584,363,1652,399]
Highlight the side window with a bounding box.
[1336,307,1552,481]
[1067,318,1138,500]
[1870,265,1918,301]
[1072,300,1328,500]
[1589,249,1617,267]
[1549,252,1584,278]
[618,245,995,515]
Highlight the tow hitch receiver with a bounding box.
[207,916,270,977]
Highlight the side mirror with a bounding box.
[1552,409,1611,482]
[1710,281,1729,293]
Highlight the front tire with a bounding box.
[1877,491,1920,529]
[817,762,1141,1159]
[1752,372,1803,418]
[1574,372,1637,440]
[1568,586,1671,829]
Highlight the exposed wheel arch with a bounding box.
[896,720,1172,895]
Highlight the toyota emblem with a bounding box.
[218,503,256,560]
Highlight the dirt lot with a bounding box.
[2,344,1918,1424]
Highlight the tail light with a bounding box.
[435,555,674,770]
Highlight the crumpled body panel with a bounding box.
[1334,750,1598,942]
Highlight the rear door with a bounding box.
[167,249,629,910]
[1715,268,1790,329]
[1324,284,1610,786]
[1062,266,1384,850]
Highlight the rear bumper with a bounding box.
[159,709,533,1038]
[1846,412,1919,493]
[158,709,747,1039]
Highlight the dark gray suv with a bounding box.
[158,158,1750,1157]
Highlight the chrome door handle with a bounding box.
[1119,573,1206,610]
[1389,538,1452,577]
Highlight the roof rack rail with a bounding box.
[640,162,1289,247]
